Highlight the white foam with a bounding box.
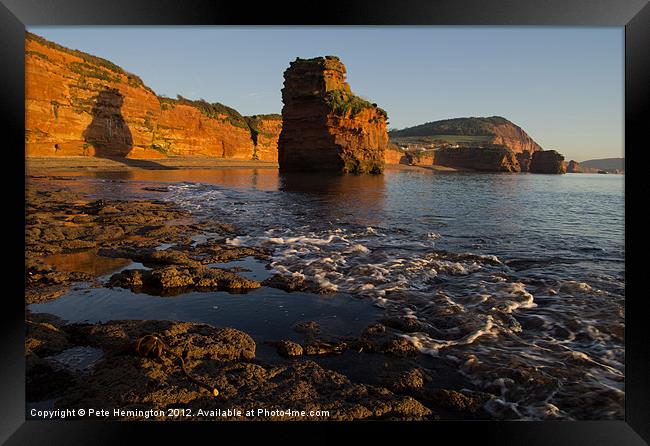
[399,315,498,355]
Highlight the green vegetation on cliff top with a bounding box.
[28,32,281,136]
[26,32,154,94]
[160,95,250,129]
[325,89,388,121]
[390,116,513,138]
[293,56,344,72]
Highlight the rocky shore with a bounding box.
[26,177,497,421]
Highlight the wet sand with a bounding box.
[26,156,461,175]
[26,156,280,173]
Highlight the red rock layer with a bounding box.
[277,56,388,174]
[25,33,280,160]
[488,122,543,154]
[246,116,283,161]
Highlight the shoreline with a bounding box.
[26,156,623,175]
[26,156,280,173]
[25,156,467,175]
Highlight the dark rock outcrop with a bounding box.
[530,150,566,174]
[516,151,532,172]
[434,146,521,172]
[108,265,261,295]
[28,318,433,420]
[277,56,388,174]
[566,160,581,173]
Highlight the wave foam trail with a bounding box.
[162,182,625,420]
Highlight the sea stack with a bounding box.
[530,150,567,174]
[277,56,388,174]
[566,160,581,173]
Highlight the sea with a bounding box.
[29,167,625,420]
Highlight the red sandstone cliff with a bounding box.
[384,144,405,165]
[25,32,280,160]
[277,56,388,174]
[487,121,542,155]
[246,115,283,161]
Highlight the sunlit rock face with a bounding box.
[277,56,388,174]
[25,32,281,160]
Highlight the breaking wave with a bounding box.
[163,177,624,420]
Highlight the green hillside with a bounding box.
[389,116,512,138]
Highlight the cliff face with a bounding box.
[403,151,434,167]
[384,145,404,164]
[434,147,521,172]
[246,115,283,161]
[277,56,388,174]
[530,150,566,174]
[25,32,281,160]
[516,151,532,172]
[488,121,542,154]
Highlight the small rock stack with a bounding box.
[530,150,567,174]
[278,56,389,174]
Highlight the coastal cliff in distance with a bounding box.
[277,56,389,174]
[389,116,543,155]
[567,158,624,174]
[387,116,565,174]
[25,32,281,160]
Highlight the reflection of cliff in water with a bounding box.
[279,173,386,227]
[82,87,171,169]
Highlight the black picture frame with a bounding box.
[1,0,646,443]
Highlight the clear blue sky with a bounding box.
[29,26,623,162]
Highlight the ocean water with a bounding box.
[29,168,625,420]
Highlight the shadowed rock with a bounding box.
[530,150,566,174]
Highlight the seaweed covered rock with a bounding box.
[42,319,432,420]
[108,265,261,295]
[278,56,388,174]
